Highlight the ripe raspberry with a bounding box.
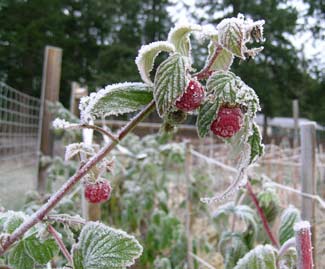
[210,105,243,138]
[175,80,205,112]
[84,180,111,203]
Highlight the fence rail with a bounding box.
[0,82,40,172]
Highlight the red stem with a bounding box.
[0,100,155,256]
[246,180,279,248]
[48,224,72,265]
[294,221,313,269]
[193,44,223,80]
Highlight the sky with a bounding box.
[167,0,325,75]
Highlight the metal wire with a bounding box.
[0,82,40,172]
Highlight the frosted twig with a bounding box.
[45,214,86,226]
[189,252,216,269]
[0,100,156,256]
[80,124,118,142]
[278,237,296,258]
[48,224,72,265]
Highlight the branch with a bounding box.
[0,100,155,256]
[193,44,223,80]
[80,124,118,142]
[48,224,72,265]
[246,180,279,248]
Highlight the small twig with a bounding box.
[278,238,296,258]
[45,214,86,226]
[80,124,118,142]
[48,224,72,265]
[193,44,223,80]
[246,180,279,248]
[189,252,216,269]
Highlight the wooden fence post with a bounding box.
[37,46,62,194]
[293,99,299,148]
[300,122,317,266]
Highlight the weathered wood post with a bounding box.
[300,122,317,266]
[293,99,299,148]
[37,46,62,194]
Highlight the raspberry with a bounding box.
[84,180,111,203]
[210,105,243,138]
[175,80,205,112]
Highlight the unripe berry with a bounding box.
[175,80,205,112]
[84,180,111,203]
[210,105,243,138]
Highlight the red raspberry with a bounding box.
[84,180,111,203]
[210,105,243,138]
[175,80,205,112]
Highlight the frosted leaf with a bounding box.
[233,245,278,269]
[196,100,220,138]
[8,241,34,269]
[279,205,301,245]
[135,41,175,86]
[247,123,264,164]
[52,118,79,129]
[65,143,95,161]
[278,247,297,269]
[167,23,201,57]
[73,222,143,269]
[3,211,26,234]
[207,42,234,71]
[217,14,265,59]
[80,82,153,123]
[153,54,187,117]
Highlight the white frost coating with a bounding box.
[167,22,201,43]
[65,143,95,161]
[52,118,79,129]
[294,221,311,232]
[80,82,150,123]
[135,41,175,85]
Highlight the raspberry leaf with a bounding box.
[247,123,264,164]
[233,245,278,269]
[217,18,244,58]
[207,42,234,71]
[73,222,142,269]
[168,23,201,57]
[24,236,59,265]
[135,41,175,86]
[3,211,26,234]
[80,82,153,122]
[8,241,34,269]
[197,100,219,138]
[65,143,95,161]
[206,71,237,103]
[154,54,187,117]
[278,206,301,245]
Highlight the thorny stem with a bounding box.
[193,44,223,80]
[0,100,156,256]
[246,180,279,248]
[294,221,313,269]
[48,224,72,265]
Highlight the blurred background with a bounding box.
[0,1,324,268]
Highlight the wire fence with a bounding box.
[0,82,40,173]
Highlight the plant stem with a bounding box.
[80,124,118,142]
[193,44,223,80]
[0,100,155,256]
[294,221,313,269]
[48,224,72,265]
[246,180,279,248]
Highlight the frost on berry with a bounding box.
[175,80,205,112]
[84,180,112,204]
[210,105,244,138]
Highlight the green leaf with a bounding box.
[278,206,301,245]
[8,241,34,269]
[208,42,234,71]
[24,236,59,265]
[278,247,297,269]
[219,232,248,269]
[257,188,280,224]
[135,41,175,85]
[168,24,201,57]
[3,211,26,234]
[196,100,219,138]
[247,123,264,164]
[234,245,278,269]
[206,70,237,103]
[80,82,153,122]
[72,245,84,269]
[73,222,143,269]
[153,54,186,117]
[218,18,244,58]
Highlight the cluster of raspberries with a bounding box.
[175,79,244,138]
